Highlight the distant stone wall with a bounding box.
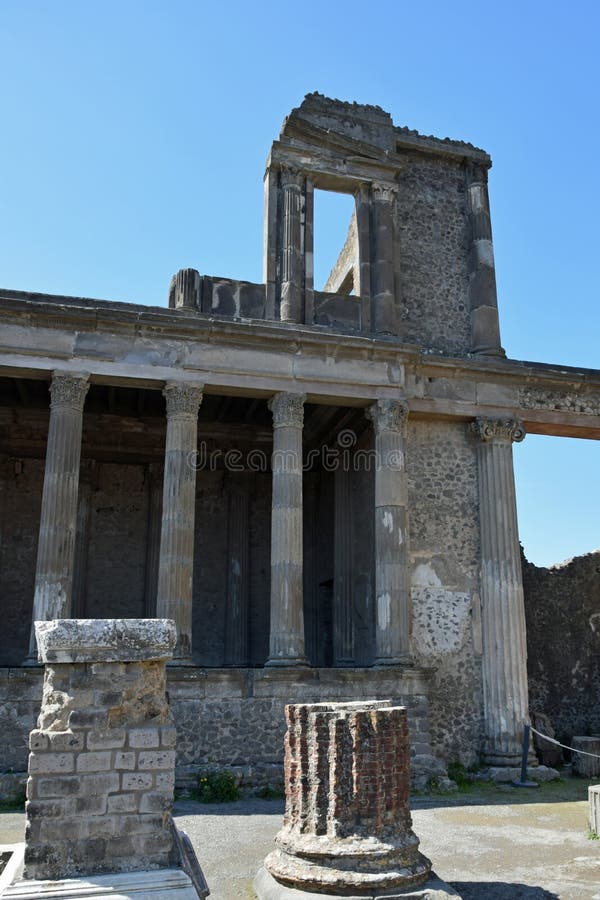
[523,549,600,742]
[0,666,443,797]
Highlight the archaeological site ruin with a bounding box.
[1,93,599,799]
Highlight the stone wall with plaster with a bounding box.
[523,549,600,742]
[406,419,483,766]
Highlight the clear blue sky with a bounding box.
[1,1,598,566]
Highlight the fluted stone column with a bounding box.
[333,468,354,665]
[473,417,530,765]
[27,371,90,660]
[255,700,432,897]
[156,381,203,664]
[366,398,411,665]
[466,163,504,356]
[224,483,250,666]
[266,392,308,666]
[279,167,304,324]
[371,182,398,335]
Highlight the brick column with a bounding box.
[24,619,178,881]
[255,700,431,897]
[27,371,90,661]
[266,392,308,666]
[156,381,203,664]
[472,417,530,765]
[366,398,411,665]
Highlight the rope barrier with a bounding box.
[529,725,600,760]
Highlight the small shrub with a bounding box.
[192,770,240,803]
[588,828,600,841]
[447,762,470,788]
[0,793,26,812]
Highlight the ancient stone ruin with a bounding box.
[255,700,458,898]
[3,618,207,899]
[1,92,600,798]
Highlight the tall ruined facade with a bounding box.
[1,94,599,794]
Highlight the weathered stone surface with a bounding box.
[24,620,180,881]
[35,619,176,664]
[572,737,600,778]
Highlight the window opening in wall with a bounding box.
[313,189,357,294]
[514,434,600,567]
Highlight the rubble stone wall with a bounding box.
[407,419,483,766]
[523,549,600,742]
[395,155,472,356]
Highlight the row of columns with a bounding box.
[26,370,530,764]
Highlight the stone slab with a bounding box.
[35,619,177,664]
[0,844,24,894]
[2,867,202,899]
[254,866,461,899]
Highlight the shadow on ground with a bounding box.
[413,771,597,810]
[451,883,558,899]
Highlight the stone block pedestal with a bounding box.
[4,619,207,900]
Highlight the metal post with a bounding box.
[511,724,538,788]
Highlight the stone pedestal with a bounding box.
[27,371,90,660]
[589,785,600,835]
[255,700,458,899]
[572,737,600,778]
[266,393,308,666]
[156,382,203,664]
[12,619,207,900]
[472,418,530,766]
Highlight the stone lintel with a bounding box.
[34,618,176,664]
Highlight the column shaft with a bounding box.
[473,417,529,764]
[279,168,304,324]
[28,371,90,659]
[224,483,250,666]
[156,382,203,663]
[371,183,398,335]
[143,464,163,617]
[333,467,354,665]
[366,399,411,665]
[266,392,308,666]
[466,164,504,356]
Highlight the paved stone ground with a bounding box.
[0,777,598,899]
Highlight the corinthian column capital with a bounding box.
[472,417,526,444]
[366,398,409,435]
[50,372,90,411]
[268,392,306,428]
[371,181,398,203]
[163,382,204,418]
[279,165,304,189]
